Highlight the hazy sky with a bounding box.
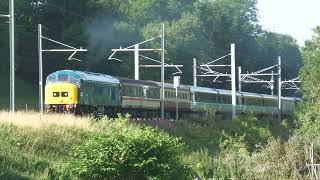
[257,0,320,46]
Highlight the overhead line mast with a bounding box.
[108,23,183,120]
[38,24,87,113]
[9,0,15,114]
[161,24,165,120]
[1,0,15,114]
[194,44,237,119]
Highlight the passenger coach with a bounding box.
[45,70,299,118]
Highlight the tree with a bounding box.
[297,26,320,136]
[0,0,303,107]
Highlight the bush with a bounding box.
[219,114,273,153]
[184,148,247,179]
[245,135,309,179]
[55,116,193,180]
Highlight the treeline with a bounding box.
[0,0,301,95]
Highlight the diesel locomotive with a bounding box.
[45,70,300,118]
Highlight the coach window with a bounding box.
[139,88,144,97]
[213,94,218,103]
[98,86,103,94]
[219,95,223,103]
[129,86,133,96]
[220,95,225,104]
[137,87,140,97]
[143,88,147,97]
[111,87,116,100]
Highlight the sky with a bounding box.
[257,0,320,46]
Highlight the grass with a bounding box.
[0,111,93,130]
[0,111,310,179]
[144,113,305,179]
[0,111,93,179]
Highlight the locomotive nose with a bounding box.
[45,82,78,105]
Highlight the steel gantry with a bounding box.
[238,56,301,121]
[281,77,301,92]
[108,24,183,120]
[1,0,15,114]
[238,56,282,120]
[193,44,237,119]
[38,24,87,113]
[238,62,279,95]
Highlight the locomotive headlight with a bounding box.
[62,92,68,97]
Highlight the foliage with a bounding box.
[156,113,298,179]
[245,136,306,179]
[185,134,310,179]
[219,114,273,153]
[54,116,193,180]
[0,0,302,106]
[0,110,313,179]
[184,148,246,179]
[0,120,89,179]
[160,113,276,155]
[298,26,320,137]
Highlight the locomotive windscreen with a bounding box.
[46,72,81,87]
[58,74,68,81]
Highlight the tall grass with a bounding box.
[0,111,312,179]
[0,111,93,130]
[0,111,193,179]
[0,111,93,179]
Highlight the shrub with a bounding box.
[219,114,273,153]
[55,116,193,179]
[184,148,247,179]
[245,136,308,179]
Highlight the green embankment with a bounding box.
[0,124,87,179]
[0,111,311,179]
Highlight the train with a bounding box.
[44,70,300,118]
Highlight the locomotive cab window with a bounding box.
[46,75,56,84]
[58,74,68,81]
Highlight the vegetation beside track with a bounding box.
[0,111,314,179]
